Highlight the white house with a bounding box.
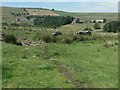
[91,19,104,23]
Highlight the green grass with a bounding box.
[58,23,105,33]
[48,40,118,88]
[2,7,28,23]
[2,23,105,40]
[2,7,118,87]
[54,10,118,21]
[3,39,118,88]
[2,6,118,23]
[2,43,75,88]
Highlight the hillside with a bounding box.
[1,7,59,22]
[2,7,28,22]
[1,6,118,23]
[26,8,59,16]
[53,10,118,21]
[2,6,118,88]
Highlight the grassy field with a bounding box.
[54,10,118,21]
[2,43,76,88]
[1,7,28,23]
[48,41,118,88]
[26,8,59,16]
[2,23,118,88]
[2,23,105,39]
[2,6,118,88]
[2,6,118,23]
[2,37,118,88]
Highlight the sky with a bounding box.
[1,2,119,12]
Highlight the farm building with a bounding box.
[72,18,85,24]
[16,17,27,22]
[91,19,104,23]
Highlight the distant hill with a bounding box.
[26,8,59,16]
[1,7,59,22]
[2,7,28,22]
[1,6,118,23]
[53,10,118,21]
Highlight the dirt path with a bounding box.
[41,43,89,88]
[52,60,88,88]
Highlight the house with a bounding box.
[91,19,104,23]
[16,17,27,22]
[72,18,85,24]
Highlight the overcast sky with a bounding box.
[1,2,119,12]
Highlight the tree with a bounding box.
[76,18,80,23]
[93,22,101,29]
[93,20,96,23]
[103,21,120,33]
[103,18,107,23]
[52,8,55,11]
[34,16,74,28]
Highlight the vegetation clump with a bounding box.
[93,22,101,29]
[83,28,93,31]
[42,34,52,43]
[3,34,17,44]
[103,21,120,33]
[34,16,75,28]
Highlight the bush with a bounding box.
[33,32,42,41]
[93,22,101,29]
[42,34,52,43]
[104,41,114,48]
[61,36,73,44]
[10,23,19,26]
[79,36,90,41]
[83,28,93,31]
[103,18,107,23]
[34,16,75,28]
[72,35,80,41]
[103,21,120,32]
[3,34,17,44]
[52,37,58,43]
[51,8,55,11]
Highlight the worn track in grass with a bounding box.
[52,60,89,88]
[42,43,89,88]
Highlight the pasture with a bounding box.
[54,10,118,21]
[2,24,118,88]
[1,6,118,88]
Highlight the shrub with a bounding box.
[104,41,114,48]
[55,36,63,43]
[92,20,96,23]
[2,23,8,26]
[53,52,60,56]
[114,41,118,45]
[52,37,58,43]
[103,18,107,23]
[10,23,19,26]
[72,35,80,41]
[34,16,74,28]
[61,36,73,44]
[93,22,101,29]
[79,35,90,41]
[103,21,120,32]
[3,34,17,44]
[83,28,93,31]
[51,8,55,11]
[42,34,52,43]
[33,33,41,41]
